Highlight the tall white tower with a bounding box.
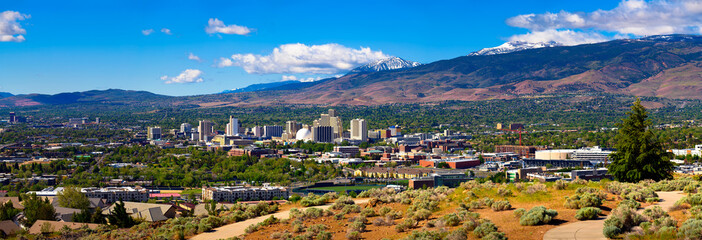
[226,116,239,136]
[350,119,368,141]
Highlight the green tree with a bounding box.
[107,201,136,228]
[0,201,20,221]
[57,186,90,209]
[607,99,674,182]
[22,193,56,225]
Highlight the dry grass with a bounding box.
[243,182,619,240]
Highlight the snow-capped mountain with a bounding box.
[468,41,562,56]
[350,57,421,73]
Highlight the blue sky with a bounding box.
[1,0,700,96]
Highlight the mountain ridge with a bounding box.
[2,35,702,108]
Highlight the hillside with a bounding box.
[0,89,173,107]
[2,35,702,108]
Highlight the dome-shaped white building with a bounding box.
[295,128,312,141]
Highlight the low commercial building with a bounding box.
[353,167,435,179]
[333,146,360,157]
[408,172,472,189]
[506,167,543,182]
[522,158,595,168]
[571,168,611,181]
[29,187,149,203]
[202,185,289,202]
[418,158,480,169]
[82,187,149,203]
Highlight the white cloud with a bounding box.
[507,0,702,36]
[508,29,611,46]
[161,28,172,35]
[163,69,204,84]
[219,43,389,74]
[281,75,322,82]
[281,75,297,81]
[206,18,251,35]
[188,53,201,62]
[142,29,154,36]
[1,11,30,42]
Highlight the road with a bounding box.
[190,198,370,240]
[542,191,685,240]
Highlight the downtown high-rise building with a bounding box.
[263,125,284,138]
[313,109,342,139]
[285,121,302,135]
[226,116,239,136]
[147,126,162,140]
[180,123,193,134]
[252,126,264,138]
[312,126,334,143]
[198,120,214,142]
[350,119,368,141]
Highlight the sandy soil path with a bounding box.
[542,191,684,240]
[190,199,369,240]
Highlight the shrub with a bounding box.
[678,219,702,239]
[346,230,361,240]
[442,213,462,226]
[519,206,558,226]
[619,199,641,209]
[513,208,526,218]
[412,209,432,221]
[463,220,478,231]
[468,200,483,210]
[603,205,644,234]
[445,228,467,240]
[603,225,621,238]
[622,188,657,202]
[575,207,601,220]
[497,187,513,197]
[481,197,495,208]
[526,184,547,194]
[555,180,568,190]
[373,216,394,226]
[317,231,332,240]
[378,206,392,216]
[645,197,660,203]
[360,208,377,218]
[565,192,603,209]
[572,178,588,185]
[515,182,526,192]
[491,200,511,211]
[331,197,356,210]
[348,220,366,233]
[652,216,677,230]
[473,221,498,238]
[395,219,415,232]
[642,206,668,221]
[483,232,507,240]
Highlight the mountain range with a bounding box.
[0,92,12,99]
[2,35,702,108]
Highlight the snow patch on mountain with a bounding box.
[350,57,421,73]
[469,41,562,56]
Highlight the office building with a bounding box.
[226,116,239,136]
[263,125,284,138]
[312,126,333,143]
[350,119,368,141]
[389,125,401,136]
[202,185,289,202]
[68,117,88,126]
[180,123,192,134]
[9,112,16,123]
[198,120,214,142]
[147,127,162,140]
[286,121,302,135]
[313,109,343,138]
[252,126,264,138]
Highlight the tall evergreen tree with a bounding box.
[107,201,136,228]
[607,98,674,182]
